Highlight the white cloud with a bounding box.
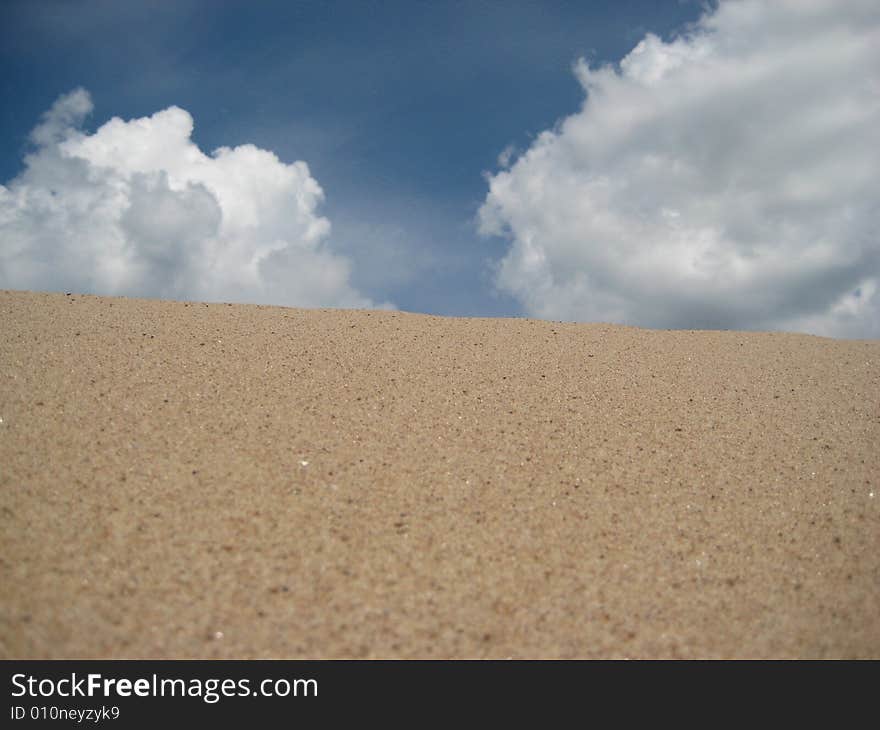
[0,89,383,309]
[479,0,880,338]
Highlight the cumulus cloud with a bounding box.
[479,0,880,338]
[0,89,381,309]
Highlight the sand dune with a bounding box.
[1,289,877,658]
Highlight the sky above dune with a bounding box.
[1,0,878,337]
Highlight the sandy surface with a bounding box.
[1,289,878,658]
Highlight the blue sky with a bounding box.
[1,0,878,337]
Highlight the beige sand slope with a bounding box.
[1,289,878,658]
